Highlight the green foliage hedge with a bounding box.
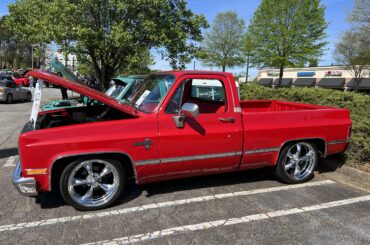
[240,83,370,166]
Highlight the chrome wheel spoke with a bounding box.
[84,162,94,177]
[98,183,113,193]
[287,152,294,159]
[285,161,295,170]
[296,144,302,156]
[72,178,89,187]
[98,166,112,179]
[293,164,301,178]
[81,186,94,200]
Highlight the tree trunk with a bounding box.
[354,77,360,93]
[64,53,68,67]
[245,54,250,82]
[277,64,284,87]
[100,63,116,90]
[222,65,226,72]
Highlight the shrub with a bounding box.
[240,83,370,167]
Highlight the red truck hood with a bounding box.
[26,70,138,117]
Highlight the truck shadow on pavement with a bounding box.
[35,168,275,209]
[317,154,346,173]
[35,158,348,210]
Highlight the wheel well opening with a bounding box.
[51,153,135,192]
[280,139,326,157]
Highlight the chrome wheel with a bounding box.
[284,142,316,181]
[67,159,120,208]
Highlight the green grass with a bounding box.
[240,83,370,170]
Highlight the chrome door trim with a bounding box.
[327,139,349,145]
[136,151,243,166]
[244,147,280,155]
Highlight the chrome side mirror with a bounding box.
[181,103,199,118]
[173,103,199,128]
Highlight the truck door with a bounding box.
[158,75,243,179]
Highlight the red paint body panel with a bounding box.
[18,70,352,193]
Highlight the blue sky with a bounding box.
[0,0,354,77]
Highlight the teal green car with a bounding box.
[42,75,145,111]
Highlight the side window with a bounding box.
[166,83,184,114]
[166,78,227,114]
[191,79,225,102]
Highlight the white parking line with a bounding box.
[83,195,370,245]
[3,156,15,167]
[0,180,334,232]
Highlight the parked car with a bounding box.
[12,74,30,87]
[0,73,30,87]
[0,80,32,103]
[42,75,145,111]
[13,70,351,210]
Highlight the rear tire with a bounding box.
[6,94,13,104]
[60,158,125,211]
[275,141,318,184]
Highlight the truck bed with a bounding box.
[238,100,351,170]
[240,100,327,113]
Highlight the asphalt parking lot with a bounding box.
[0,88,369,244]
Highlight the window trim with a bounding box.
[165,78,228,115]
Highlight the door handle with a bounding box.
[219,117,235,123]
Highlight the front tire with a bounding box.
[6,94,13,104]
[60,158,125,211]
[26,92,32,102]
[275,141,318,184]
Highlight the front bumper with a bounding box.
[12,160,38,196]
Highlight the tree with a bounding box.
[335,30,369,92]
[0,16,32,69]
[200,11,246,72]
[247,0,328,86]
[348,0,370,45]
[335,0,370,92]
[308,59,318,67]
[6,0,208,89]
[349,0,370,28]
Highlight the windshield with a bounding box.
[105,80,127,98]
[120,80,142,101]
[126,74,175,113]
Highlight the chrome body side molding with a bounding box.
[136,151,243,166]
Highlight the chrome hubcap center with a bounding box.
[87,174,100,187]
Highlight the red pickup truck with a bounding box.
[13,70,351,210]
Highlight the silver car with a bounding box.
[0,80,32,103]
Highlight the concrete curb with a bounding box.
[319,159,370,193]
